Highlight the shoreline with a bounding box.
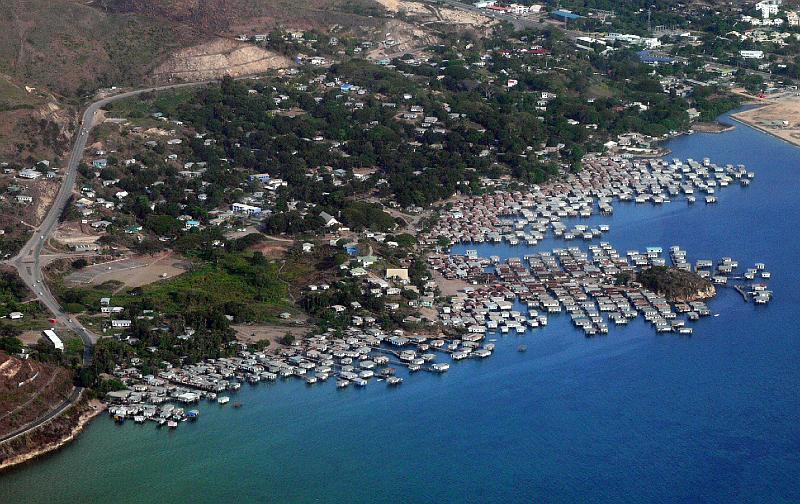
[729,113,800,149]
[0,400,106,473]
[729,96,800,149]
[691,121,736,134]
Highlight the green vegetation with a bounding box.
[105,89,195,119]
[0,272,42,319]
[636,266,714,302]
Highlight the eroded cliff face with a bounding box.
[152,39,293,82]
[673,284,716,303]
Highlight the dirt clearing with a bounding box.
[65,251,190,288]
[233,324,309,348]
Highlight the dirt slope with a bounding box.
[153,38,293,82]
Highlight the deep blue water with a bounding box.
[3,112,800,503]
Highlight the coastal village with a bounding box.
[0,0,789,462]
[100,151,773,429]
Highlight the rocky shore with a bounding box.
[0,399,106,472]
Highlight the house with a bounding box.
[386,268,410,281]
[100,297,111,307]
[756,0,781,17]
[111,319,132,329]
[92,159,108,169]
[231,203,262,216]
[357,255,378,267]
[91,220,111,229]
[740,50,765,59]
[350,267,368,277]
[302,242,314,253]
[250,173,271,183]
[319,212,339,227]
[18,169,41,179]
[8,312,23,320]
[16,195,33,204]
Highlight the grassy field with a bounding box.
[54,251,293,323]
[104,89,196,119]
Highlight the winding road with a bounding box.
[0,81,208,445]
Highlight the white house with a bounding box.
[231,203,262,216]
[18,169,41,179]
[111,319,132,328]
[319,212,339,227]
[740,50,765,59]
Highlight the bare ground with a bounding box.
[233,323,309,348]
[731,93,800,147]
[432,269,469,297]
[65,251,189,288]
[152,38,293,82]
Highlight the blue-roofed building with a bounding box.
[340,83,353,92]
[550,9,583,21]
[637,50,676,65]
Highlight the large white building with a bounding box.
[756,0,781,18]
[740,50,765,59]
[231,203,262,216]
[42,329,64,351]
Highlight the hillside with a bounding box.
[0,0,384,96]
[0,351,74,439]
[0,0,385,160]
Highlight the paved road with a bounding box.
[0,78,219,450]
[0,81,209,446]
[6,81,209,366]
[0,388,83,445]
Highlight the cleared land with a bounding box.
[233,323,309,347]
[0,352,74,439]
[65,252,190,288]
[732,93,800,147]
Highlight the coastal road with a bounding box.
[0,81,210,447]
[6,81,209,366]
[0,388,83,446]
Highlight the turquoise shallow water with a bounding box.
[2,112,800,503]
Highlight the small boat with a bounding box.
[233,402,242,408]
[187,410,199,420]
[517,345,527,352]
[167,421,178,429]
[217,396,230,405]
[337,379,349,388]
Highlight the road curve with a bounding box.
[0,388,83,446]
[8,81,210,366]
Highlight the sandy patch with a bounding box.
[731,93,800,147]
[233,324,309,348]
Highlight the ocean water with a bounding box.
[2,112,800,503]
